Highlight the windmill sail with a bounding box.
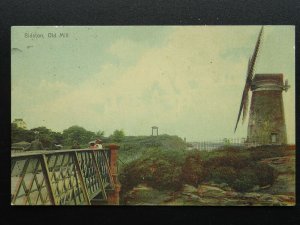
[234,26,264,133]
[241,57,252,123]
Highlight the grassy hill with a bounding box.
[118,134,187,164]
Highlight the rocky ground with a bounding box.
[122,152,295,206]
[123,183,295,206]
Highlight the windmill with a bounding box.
[234,27,290,145]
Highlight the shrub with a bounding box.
[209,166,238,184]
[232,167,258,192]
[252,163,278,187]
[249,145,287,161]
[119,161,145,193]
[119,149,185,193]
[120,145,281,195]
[181,151,207,187]
[205,153,252,170]
[232,179,254,192]
[149,160,182,191]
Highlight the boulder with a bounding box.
[197,185,227,198]
[243,192,262,199]
[182,184,198,193]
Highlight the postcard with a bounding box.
[11,26,295,206]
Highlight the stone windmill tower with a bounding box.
[234,27,290,145]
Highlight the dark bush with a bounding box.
[252,163,278,187]
[209,166,238,184]
[149,160,182,191]
[232,167,258,192]
[249,145,287,161]
[120,145,281,195]
[232,179,254,192]
[205,153,252,170]
[119,149,184,193]
[181,151,207,187]
[119,161,145,193]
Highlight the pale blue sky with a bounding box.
[11,26,295,143]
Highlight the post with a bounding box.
[107,144,121,205]
[40,155,57,205]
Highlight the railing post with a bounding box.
[40,155,57,205]
[91,150,107,200]
[74,152,91,205]
[107,144,121,205]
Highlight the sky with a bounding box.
[11,26,295,143]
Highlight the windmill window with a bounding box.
[271,133,278,143]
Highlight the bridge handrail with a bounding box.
[11,145,120,205]
[11,147,110,158]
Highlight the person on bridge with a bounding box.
[94,139,103,149]
[89,141,95,149]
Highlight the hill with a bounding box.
[118,134,187,164]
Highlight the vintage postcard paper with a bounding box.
[11,26,295,206]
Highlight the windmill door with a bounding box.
[271,133,278,143]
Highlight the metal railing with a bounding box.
[11,148,115,205]
[188,138,246,151]
[188,136,286,151]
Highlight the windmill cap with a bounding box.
[253,74,283,85]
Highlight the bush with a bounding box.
[249,145,287,161]
[205,153,252,170]
[181,151,207,187]
[209,166,238,184]
[232,178,254,192]
[252,163,278,187]
[119,160,145,193]
[149,160,182,191]
[232,167,258,192]
[204,151,278,192]
[119,149,184,193]
[119,145,280,195]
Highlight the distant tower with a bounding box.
[151,126,158,136]
[247,74,290,144]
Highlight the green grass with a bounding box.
[118,134,187,165]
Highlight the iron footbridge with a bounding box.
[11,145,120,205]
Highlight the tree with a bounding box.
[30,126,54,149]
[50,131,64,144]
[63,125,95,146]
[11,123,34,143]
[95,130,105,139]
[110,129,125,143]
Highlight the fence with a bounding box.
[188,136,288,151]
[188,138,247,151]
